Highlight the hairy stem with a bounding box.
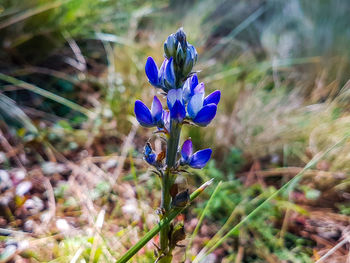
[159,121,182,260]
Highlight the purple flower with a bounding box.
[134,96,163,127]
[167,89,186,123]
[180,139,212,169]
[187,90,221,126]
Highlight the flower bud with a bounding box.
[164,34,177,58]
[182,51,194,76]
[187,44,198,64]
[176,43,186,66]
[175,28,187,50]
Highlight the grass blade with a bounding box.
[0,93,37,133]
[186,181,222,258]
[0,73,93,117]
[0,0,70,30]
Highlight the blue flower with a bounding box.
[145,57,175,91]
[167,89,186,123]
[144,143,156,166]
[134,96,163,127]
[187,88,221,127]
[180,139,212,169]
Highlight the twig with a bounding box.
[234,246,244,263]
[63,31,87,72]
[43,177,56,223]
[315,237,349,263]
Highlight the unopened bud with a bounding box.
[176,43,185,66]
[164,35,177,58]
[175,28,187,50]
[182,51,194,76]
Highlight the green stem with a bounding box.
[159,121,182,257]
[116,179,213,263]
[165,121,182,167]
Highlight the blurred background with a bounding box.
[0,0,350,262]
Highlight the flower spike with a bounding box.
[134,29,220,262]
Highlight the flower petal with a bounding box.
[151,96,163,123]
[134,100,153,127]
[193,104,217,126]
[145,153,156,165]
[145,57,159,86]
[183,75,199,103]
[188,44,198,63]
[167,88,183,110]
[158,59,168,83]
[167,89,177,109]
[165,57,175,88]
[190,74,199,90]
[182,79,192,103]
[181,139,193,162]
[193,82,205,94]
[187,93,204,118]
[189,148,212,169]
[144,143,153,156]
[161,110,170,131]
[204,90,221,106]
[164,35,176,58]
[170,100,186,123]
